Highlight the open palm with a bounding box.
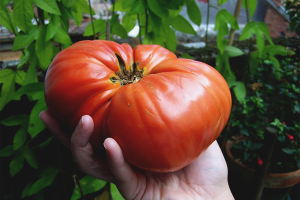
[40,111,233,200]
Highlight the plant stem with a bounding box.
[74,162,86,200]
[37,7,44,26]
[137,14,142,44]
[204,0,210,63]
[88,0,95,39]
[228,0,242,46]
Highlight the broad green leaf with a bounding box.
[249,51,260,75]
[28,92,47,137]
[147,0,168,18]
[62,0,76,7]
[185,0,201,26]
[242,0,257,18]
[60,4,70,32]
[12,82,46,138]
[39,136,54,149]
[71,2,83,27]
[148,10,162,35]
[255,25,265,52]
[182,53,193,59]
[0,145,14,157]
[12,25,39,50]
[24,146,38,169]
[0,4,17,33]
[282,148,294,154]
[220,9,239,30]
[10,149,25,176]
[24,52,39,85]
[224,46,244,57]
[28,168,59,196]
[129,0,146,14]
[22,182,34,198]
[218,0,229,5]
[170,15,196,35]
[1,0,11,6]
[122,0,137,9]
[111,15,128,38]
[35,26,53,70]
[263,45,295,56]
[13,0,33,33]
[34,0,61,15]
[2,114,30,150]
[163,25,177,52]
[53,26,72,44]
[0,69,26,111]
[110,183,125,200]
[46,14,60,41]
[256,22,273,45]
[17,43,35,69]
[233,81,246,103]
[70,175,107,200]
[217,22,229,54]
[216,53,236,82]
[83,18,106,36]
[239,20,255,40]
[122,14,137,33]
[76,0,95,15]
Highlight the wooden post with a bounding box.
[228,0,243,46]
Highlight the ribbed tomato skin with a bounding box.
[44,40,231,172]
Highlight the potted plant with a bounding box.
[225,56,300,189]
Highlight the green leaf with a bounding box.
[46,14,60,41]
[224,46,244,57]
[182,53,193,59]
[0,145,14,157]
[83,18,106,36]
[12,82,47,138]
[233,81,246,103]
[34,0,61,15]
[10,149,25,176]
[17,43,34,69]
[239,20,255,40]
[163,25,177,52]
[218,0,229,5]
[13,0,34,33]
[147,0,168,18]
[0,4,17,33]
[70,175,107,200]
[0,69,26,111]
[1,0,11,6]
[28,168,59,196]
[255,25,265,52]
[22,182,34,198]
[110,183,125,200]
[53,26,72,44]
[12,25,39,50]
[216,22,229,54]
[170,15,196,35]
[76,0,95,15]
[216,53,236,82]
[263,45,295,56]
[185,0,201,26]
[39,136,54,149]
[24,146,38,169]
[129,0,146,14]
[24,52,39,85]
[111,15,128,38]
[221,9,239,30]
[242,0,257,18]
[71,2,83,27]
[282,148,294,154]
[62,0,76,7]
[249,51,260,75]
[122,13,137,33]
[256,22,273,45]
[35,26,53,70]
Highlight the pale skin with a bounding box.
[40,110,234,200]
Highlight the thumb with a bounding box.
[104,138,139,198]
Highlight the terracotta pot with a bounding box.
[225,139,300,188]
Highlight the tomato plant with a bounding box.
[44,40,232,172]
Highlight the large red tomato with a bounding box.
[44,40,231,172]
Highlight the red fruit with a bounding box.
[287,134,294,140]
[258,157,263,166]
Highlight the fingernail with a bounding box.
[76,116,85,130]
[103,143,107,149]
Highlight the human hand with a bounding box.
[40,110,234,200]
